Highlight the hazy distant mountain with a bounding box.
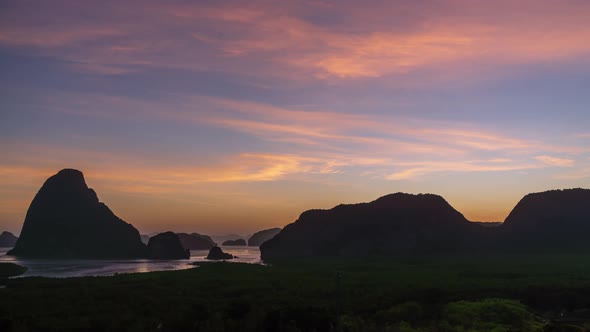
[248,228,281,247]
[212,234,244,244]
[140,235,150,245]
[501,189,590,251]
[261,193,485,261]
[191,232,216,245]
[222,239,246,246]
[0,231,18,248]
[8,169,147,258]
[147,232,190,259]
[177,233,216,250]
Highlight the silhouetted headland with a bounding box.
[7,169,147,258]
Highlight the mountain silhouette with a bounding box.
[147,232,190,259]
[177,232,216,250]
[261,193,485,261]
[192,232,215,245]
[222,239,246,246]
[500,188,590,251]
[261,189,590,261]
[248,228,281,247]
[206,246,234,260]
[212,234,244,244]
[8,169,147,258]
[0,231,18,248]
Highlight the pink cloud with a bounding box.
[535,155,575,167]
[1,1,590,82]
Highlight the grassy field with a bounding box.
[1,254,590,331]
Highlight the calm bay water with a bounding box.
[0,247,262,278]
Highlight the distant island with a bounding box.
[147,232,190,259]
[212,234,245,244]
[0,231,18,248]
[206,246,234,260]
[222,239,246,246]
[177,233,216,250]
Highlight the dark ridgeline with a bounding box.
[8,168,590,262]
[177,232,216,250]
[500,189,590,251]
[222,239,246,246]
[206,246,234,260]
[247,227,281,247]
[147,232,190,259]
[261,193,486,261]
[0,231,18,248]
[8,169,147,258]
[261,189,590,261]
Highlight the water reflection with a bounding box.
[0,246,262,278]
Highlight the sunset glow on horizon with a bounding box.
[2,0,590,235]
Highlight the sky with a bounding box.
[1,0,590,235]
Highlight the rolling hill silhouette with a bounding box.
[500,189,590,251]
[261,193,486,260]
[261,189,590,261]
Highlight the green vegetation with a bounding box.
[2,254,590,331]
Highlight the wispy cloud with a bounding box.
[2,1,590,82]
[10,91,586,186]
[38,91,557,157]
[384,159,543,181]
[535,155,575,167]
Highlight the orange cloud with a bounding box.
[385,160,543,181]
